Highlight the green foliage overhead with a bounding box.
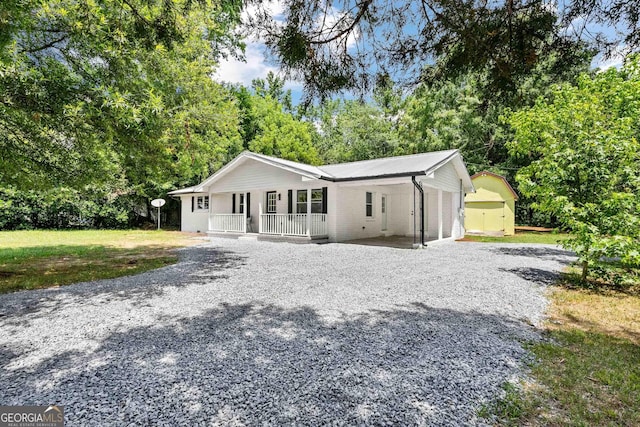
[0,0,244,192]
[245,0,599,100]
[248,96,321,165]
[508,57,640,278]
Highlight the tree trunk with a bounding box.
[581,260,589,282]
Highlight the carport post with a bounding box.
[411,176,425,248]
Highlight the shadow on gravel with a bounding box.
[500,267,561,286]
[492,246,574,264]
[0,302,537,426]
[0,246,247,320]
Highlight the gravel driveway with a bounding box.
[0,239,574,426]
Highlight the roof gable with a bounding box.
[470,171,518,200]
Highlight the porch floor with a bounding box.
[342,235,441,249]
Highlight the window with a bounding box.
[311,189,323,213]
[196,196,209,211]
[365,192,373,217]
[266,192,277,213]
[239,194,245,214]
[296,190,307,213]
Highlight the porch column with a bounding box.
[242,192,247,233]
[306,189,311,236]
[437,189,443,240]
[208,190,212,231]
[258,199,263,234]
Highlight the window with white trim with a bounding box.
[365,192,373,217]
[311,189,323,214]
[196,196,209,211]
[266,191,277,213]
[239,194,245,214]
[296,190,307,213]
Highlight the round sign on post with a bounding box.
[151,198,166,230]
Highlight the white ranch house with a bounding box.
[169,150,474,245]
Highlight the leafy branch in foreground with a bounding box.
[508,55,640,281]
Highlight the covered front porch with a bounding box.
[207,187,329,238]
[209,213,328,237]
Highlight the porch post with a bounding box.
[437,189,443,240]
[306,189,311,236]
[208,191,212,232]
[258,198,263,234]
[243,192,247,233]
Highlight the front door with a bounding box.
[381,194,388,231]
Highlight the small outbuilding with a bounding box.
[464,171,518,236]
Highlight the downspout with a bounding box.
[411,176,426,247]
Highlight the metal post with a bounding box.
[157,206,161,230]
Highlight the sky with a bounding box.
[213,2,628,105]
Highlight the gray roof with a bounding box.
[169,149,471,194]
[318,149,459,180]
[246,152,327,178]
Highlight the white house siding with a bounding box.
[208,158,311,193]
[386,188,413,236]
[422,162,462,193]
[333,185,398,242]
[179,194,209,233]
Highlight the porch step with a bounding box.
[206,231,328,245]
[238,235,258,241]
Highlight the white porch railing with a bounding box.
[260,213,327,237]
[210,214,245,232]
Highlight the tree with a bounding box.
[0,0,243,190]
[248,96,321,165]
[244,0,598,100]
[508,56,640,280]
[309,97,401,164]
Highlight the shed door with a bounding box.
[465,202,505,235]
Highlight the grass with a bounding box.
[485,274,640,426]
[0,230,202,294]
[460,231,571,244]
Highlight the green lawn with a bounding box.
[0,230,202,294]
[461,231,571,244]
[485,278,640,426]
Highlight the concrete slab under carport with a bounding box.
[342,235,441,249]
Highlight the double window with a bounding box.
[295,189,324,214]
[196,195,209,211]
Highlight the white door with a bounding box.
[381,194,388,231]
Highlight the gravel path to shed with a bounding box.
[0,240,574,426]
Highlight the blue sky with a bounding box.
[213,1,628,105]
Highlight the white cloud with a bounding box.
[214,0,292,87]
[214,1,360,90]
[214,43,278,86]
[592,45,627,71]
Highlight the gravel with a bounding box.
[0,239,574,426]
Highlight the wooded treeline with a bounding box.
[1,1,638,277]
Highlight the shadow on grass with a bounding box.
[0,302,538,425]
[0,246,247,319]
